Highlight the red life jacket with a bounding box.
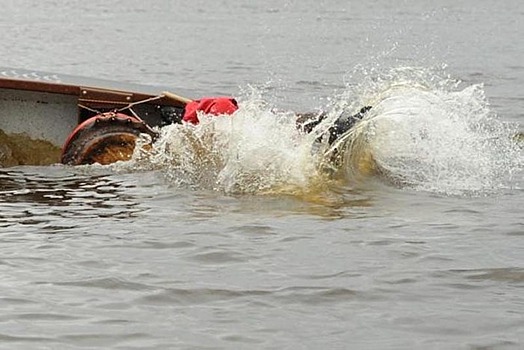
[182,97,238,124]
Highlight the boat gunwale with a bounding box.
[0,70,188,108]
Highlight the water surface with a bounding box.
[0,1,523,349]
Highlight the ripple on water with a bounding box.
[0,168,147,234]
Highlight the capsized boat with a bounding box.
[0,68,193,167]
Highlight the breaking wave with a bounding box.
[124,66,522,197]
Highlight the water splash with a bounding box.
[125,66,522,197]
[330,66,522,195]
[129,98,328,195]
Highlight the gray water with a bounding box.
[1,1,524,349]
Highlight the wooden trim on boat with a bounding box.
[0,68,191,108]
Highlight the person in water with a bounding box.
[181,96,371,144]
[61,96,371,165]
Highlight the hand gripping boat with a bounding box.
[0,68,192,167]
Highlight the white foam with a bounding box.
[129,99,323,194]
[333,68,522,195]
